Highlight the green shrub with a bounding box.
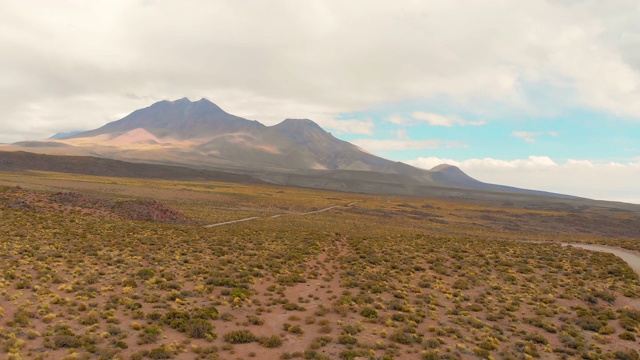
[619,332,636,341]
[283,303,306,311]
[598,326,615,335]
[161,310,191,332]
[342,325,362,335]
[136,268,155,279]
[231,288,251,300]
[139,325,163,344]
[147,346,174,359]
[283,323,303,334]
[122,278,138,287]
[473,347,491,359]
[575,316,603,332]
[247,315,264,325]
[389,330,418,345]
[360,307,378,318]
[619,316,638,332]
[524,333,548,345]
[338,334,357,345]
[146,312,163,321]
[424,338,442,349]
[54,335,82,348]
[423,351,441,360]
[259,335,283,348]
[224,330,257,344]
[613,349,640,360]
[186,319,213,339]
[452,279,470,290]
[193,305,218,321]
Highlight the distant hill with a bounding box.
[0,151,261,184]
[49,131,83,139]
[4,150,640,214]
[0,98,574,198]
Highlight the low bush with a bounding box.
[224,330,257,344]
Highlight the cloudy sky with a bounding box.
[2,0,640,203]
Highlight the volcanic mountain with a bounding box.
[57,98,418,173]
[1,97,562,197]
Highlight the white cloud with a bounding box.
[319,118,375,136]
[412,112,454,127]
[512,131,542,143]
[352,139,442,152]
[512,131,558,143]
[565,159,595,168]
[406,156,640,204]
[352,131,467,152]
[1,1,640,142]
[387,115,407,125]
[407,155,558,171]
[411,112,486,127]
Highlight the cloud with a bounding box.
[407,155,558,170]
[406,156,640,203]
[318,118,375,136]
[352,132,466,152]
[512,131,541,143]
[411,112,487,127]
[512,131,558,143]
[352,139,442,152]
[387,115,408,125]
[396,129,409,140]
[1,1,640,142]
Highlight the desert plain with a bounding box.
[0,171,639,360]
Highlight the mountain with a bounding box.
[49,130,82,139]
[0,97,566,197]
[50,98,437,176]
[68,98,263,140]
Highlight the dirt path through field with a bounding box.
[203,216,260,227]
[203,202,359,227]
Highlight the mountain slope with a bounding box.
[0,97,566,197]
[69,98,264,140]
[56,98,440,176]
[0,151,261,183]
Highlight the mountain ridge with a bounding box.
[0,98,569,198]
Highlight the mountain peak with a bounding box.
[431,163,460,172]
[270,118,333,146]
[278,118,322,128]
[157,97,222,111]
[68,97,255,140]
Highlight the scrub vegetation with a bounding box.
[0,171,639,359]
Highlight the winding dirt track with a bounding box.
[203,202,359,228]
[203,216,261,228]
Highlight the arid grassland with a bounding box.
[0,171,639,360]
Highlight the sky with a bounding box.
[1,0,640,203]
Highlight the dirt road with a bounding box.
[203,202,359,228]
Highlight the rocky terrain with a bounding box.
[0,186,192,224]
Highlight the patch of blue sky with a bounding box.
[335,96,640,163]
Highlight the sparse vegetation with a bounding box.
[0,172,639,359]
